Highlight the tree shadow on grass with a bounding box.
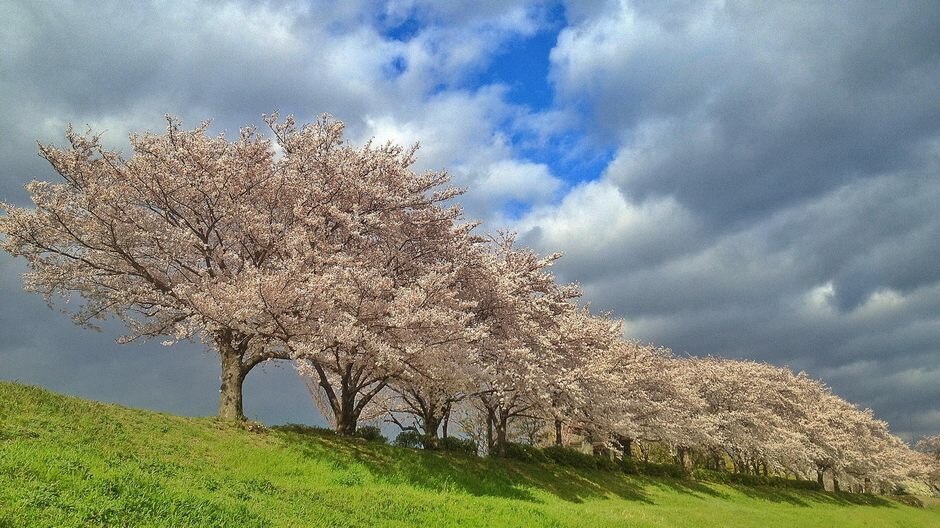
[273,429,651,504]
[728,485,898,508]
[271,429,902,510]
[497,460,652,504]
[638,475,729,501]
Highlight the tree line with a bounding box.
[1,115,935,493]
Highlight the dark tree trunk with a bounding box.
[554,418,563,446]
[494,414,508,457]
[306,358,385,436]
[335,406,360,435]
[442,404,451,440]
[620,436,634,458]
[833,477,841,492]
[485,408,495,453]
[217,331,247,421]
[674,447,686,468]
[817,469,824,487]
[421,413,442,449]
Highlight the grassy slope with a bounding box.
[0,382,937,528]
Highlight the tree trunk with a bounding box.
[486,409,495,453]
[442,405,451,440]
[620,436,633,458]
[494,415,508,457]
[817,469,824,487]
[217,334,246,421]
[335,406,359,435]
[833,477,840,492]
[315,362,385,436]
[674,447,686,468]
[554,418,563,446]
[421,413,442,449]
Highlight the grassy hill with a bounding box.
[1,382,937,527]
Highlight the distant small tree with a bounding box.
[916,435,940,490]
[578,342,709,459]
[916,435,940,461]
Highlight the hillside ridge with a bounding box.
[1,382,937,527]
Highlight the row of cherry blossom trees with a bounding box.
[581,351,925,492]
[372,319,928,491]
[1,116,933,491]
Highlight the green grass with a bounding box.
[1,382,937,527]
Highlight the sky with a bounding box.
[1,0,938,440]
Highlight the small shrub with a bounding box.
[633,460,686,478]
[620,456,639,474]
[503,442,550,463]
[239,420,267,434]
[692,468,728,483]
[274,423,335,437]
[439,436,478,456]
[355,426,387,444]
[394,431,423,449]
[621,458,686,477]
[779,478,823,491]
[691,468,822,490]
[394,432,477,454]
[543,445,604,470]
[595,456,620,472]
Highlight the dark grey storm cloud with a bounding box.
[559,1,940,226]
[519,0,940,439]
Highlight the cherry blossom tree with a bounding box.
[582,345,712,462]
[2,117,925,487]
[540,309,623,447]
[381,247,488,447]
[801,390,920,491]
[659,356,920,488]
[915,434,940,490]
[242,115,479,435]
[0,114,468,423]
[0,118,303,419]
[916,434,940,461]
[469,234,579,456]
[383,340,477,448]
[678,358,826,475]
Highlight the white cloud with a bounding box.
[517,179,697,265]
[478,159,561,206]
[360,86,565,221]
